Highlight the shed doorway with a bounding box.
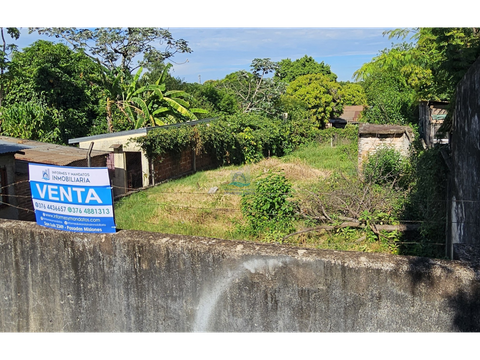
[125,152,143,190]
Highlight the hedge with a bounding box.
[134,114,358,165]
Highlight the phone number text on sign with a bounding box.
[33,200,113,217]
[29,163,116,233]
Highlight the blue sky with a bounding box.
[15,27,406,84]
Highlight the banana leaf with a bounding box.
[157,63,173,87]
[170,97,190,108]
[152,107,170,115]
[190,108,209,114]
[163,98,197,120]
[164,90,191,99]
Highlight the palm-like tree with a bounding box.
[122,64,207,128]
[97,62,207,131]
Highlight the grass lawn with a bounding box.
[114,140,397,253]
[114,152,329,240]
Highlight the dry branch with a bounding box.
[282,221,420,241]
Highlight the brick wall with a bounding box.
[152,149,219,184]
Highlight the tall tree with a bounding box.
[0,27,20,107]
[285,73,343,128]
[411,28,480,100]
[353,43,419,125]
[220,58,286,115]
[355,28,480,126]
[30,27,192,74]
[339,82,368,106]
[2,40,102,143]
[275,55,337,83]
[380,27,480,100]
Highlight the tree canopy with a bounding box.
[0,27,20,107]
[2,40,102,143]
[285,73,343,128]
[275,55,337,83]
[219,58,286,115]
[30,27,192,74]
[2,27,479,145]
[354,27,480,126]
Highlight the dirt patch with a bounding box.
[203,158,330,187]
[251,157,331,182]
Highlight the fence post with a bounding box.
[193,149,196,172]
[86,142,94,167]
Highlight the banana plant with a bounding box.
[121,64,207,129]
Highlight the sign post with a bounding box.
[29,163,116,233]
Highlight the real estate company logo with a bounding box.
[42,169,50,181]
[224,168,252,195]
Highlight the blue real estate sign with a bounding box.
[29,163,116,233]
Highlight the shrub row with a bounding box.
[134,113,358,165]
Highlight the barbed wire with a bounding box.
[1,179,480,224]
[111,186,480,203]
[0,199,35,213]
[3,179,480,203]
[0,194,452,247]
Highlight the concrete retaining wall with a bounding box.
[0,219,479,332]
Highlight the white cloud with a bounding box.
[9,27,406,84]
[166,27,407,82]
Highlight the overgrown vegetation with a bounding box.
[400,143,449,258]
[115,139,359,246]
[0,27,468,258]
[363,146,412,189]
[135,114,358,165]
[128,107,452,258]
[294,142,445,257]
[118,125,450,258]
[240,173,297,241]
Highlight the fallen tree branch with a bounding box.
[282,222,366,241]
[282,222,421,241]
[298,214,359,223]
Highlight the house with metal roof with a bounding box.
[68,118,215,197]
[0,136,109,221]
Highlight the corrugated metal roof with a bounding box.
[68,117,218,145]
[0,136,109,166]
[0,142,31,155]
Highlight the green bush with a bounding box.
[134,113,357,168]
[363,147,411,189]
[401,144,448,258]
[240,172,296,240]
[0,97,62,143]
[134,125,196,159]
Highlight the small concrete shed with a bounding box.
[357,124,414,171]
